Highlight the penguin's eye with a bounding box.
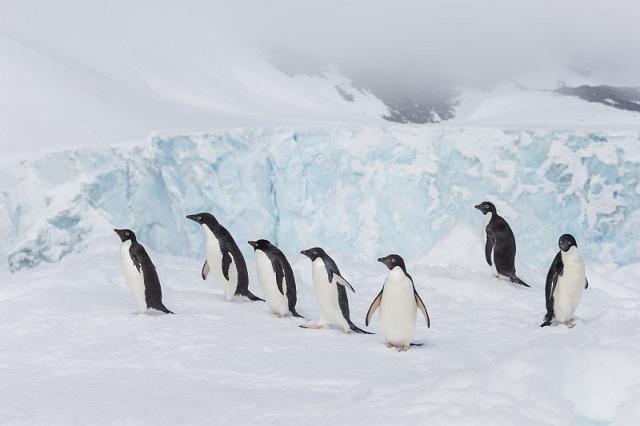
[313,251,317,255]
[125,232,130,236]
[197,216,201,220]
[391,258,396,262]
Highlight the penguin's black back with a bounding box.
[129,242,173,314]
[487,214,517,275]
[263,245,301,316]
[216,225,250,295]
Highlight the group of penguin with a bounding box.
[114,201,589,351]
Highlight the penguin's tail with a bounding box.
[155,304,174,314]
[509,274,530,288]
[349,322,374,334]
[243,290,265,302]
[290,308,305,319]
[540,314,553,327]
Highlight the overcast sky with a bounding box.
[211,0,640,86]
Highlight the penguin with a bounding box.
[365,254,430,351]
[540,234,589,328]
[114,229,173,314]
[474,201,530,287]
[186,213,263,302]
[299,247,371,334]
[248,239,303,318]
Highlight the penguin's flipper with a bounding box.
[201,260,210,280]
[271,258,285,295]
[221,250,233,281]
[131,245,173,315]
[334,275,355,293]
[414,290,431,328]
[585,277,589,289]
[365,288,384,326]
[484,234,495,266]
[543,252,563,325]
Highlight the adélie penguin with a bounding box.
[248,239,303,318]
[114,229,173,314]
[540,234,589,328]
[474,201,530,287]
[300,247,371,334]
[365,255,430,351]
[186,213,264,302]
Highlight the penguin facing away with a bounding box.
[541,234,589,328]
[474,201,530,287]
[114,229,173,314]
[300,247,371,334]
[248,239,303,318]
[186,213,263,302]
[366,254,430,351]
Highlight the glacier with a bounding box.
[1,126,639,272]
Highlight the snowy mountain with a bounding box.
[2,2,640,160]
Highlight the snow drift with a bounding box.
[1,126,638,272]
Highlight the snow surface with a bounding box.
[2,127,639,273]
[1,229,639,425]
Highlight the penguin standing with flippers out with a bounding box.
[365,254,430,351]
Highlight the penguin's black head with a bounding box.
[186,212,218,226]
[300,247,325,261]
[558,234,577,252]
[377,254,406,271]
[248,239,272,251]
[474,201,496,215]
[114,228,136,242]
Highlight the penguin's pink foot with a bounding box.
[387,343,394,348]
[300,323,324,329]
[566,320,576,328]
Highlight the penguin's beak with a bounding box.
[113,229,125,241]
[377,257,384,262]
[248,241,257,249]
[186,214,197,222]
[300,249,310,258]
[474,203,482,210]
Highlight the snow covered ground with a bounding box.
[1,228,638,425]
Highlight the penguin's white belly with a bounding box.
[379,269,416,346]
[553,258,585,323]
[255,250,289,316]
[312,260,348,328]
[119,242,146,312]
[205,238,238,301]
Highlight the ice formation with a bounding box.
[1,127,638,272]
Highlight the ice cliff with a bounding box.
[1,127,639,272]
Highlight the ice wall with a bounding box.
[1,126,639,272]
